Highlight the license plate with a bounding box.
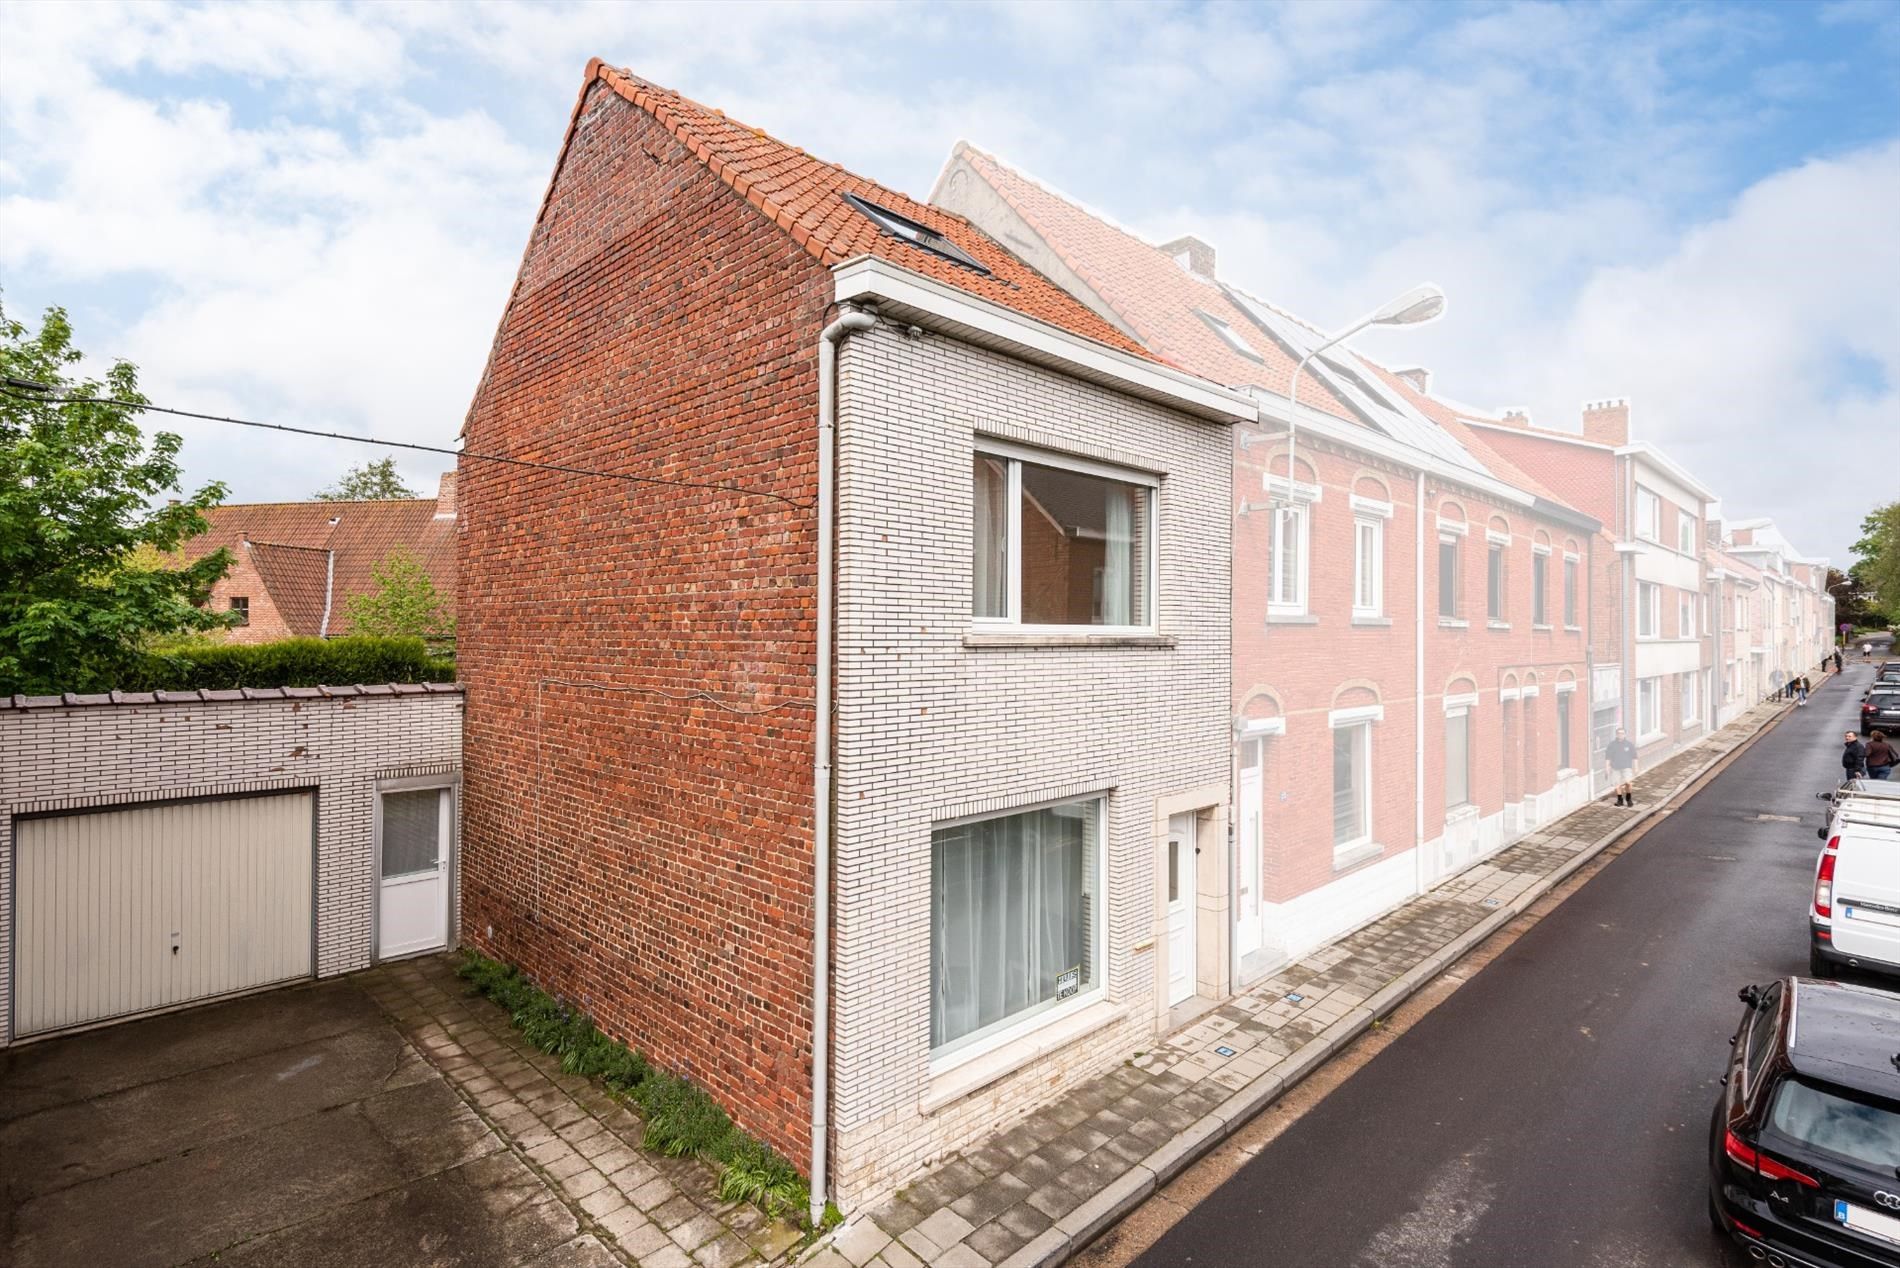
[1841,903,1900,928]
[1836,1199,1900,1246]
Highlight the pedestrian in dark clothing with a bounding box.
[1866,731,1898,781]
[1606,729,1638,806]
[1842,731,1869,782]
[1798,676,1811,705]
[1834,650,1843,673]
[1788,675,1801,703]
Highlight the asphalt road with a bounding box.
[1130,658,1893,1268]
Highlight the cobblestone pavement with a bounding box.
[362,956,804,1268]
[804,698,1794,1268]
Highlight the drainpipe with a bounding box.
[810,303,876,1229]
[1413,469,1427,896]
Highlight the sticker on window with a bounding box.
[1056,967,1081,1001]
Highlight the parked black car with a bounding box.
[1861,688,1900,735]
[1709,977,1900,1267]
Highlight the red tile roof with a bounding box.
[585,62,1151,360]
[942,143,1360,423]
[182,493,456,637]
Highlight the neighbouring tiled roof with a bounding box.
[3,683,463,710]
[587,62,1152,360]
[181,495,456,637]
[946,144,1359,423]
[248,542,331,635]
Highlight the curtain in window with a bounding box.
[931,801,1097,1051]
[1103,488,1132,626]
[972,456,1008,618]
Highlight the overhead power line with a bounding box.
[0,380,810,511]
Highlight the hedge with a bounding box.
[128,635,455,691]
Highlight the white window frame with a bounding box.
[1678,512,1696,555]
[1352,500,1389,619]
[1531,544,1550,628]
[1562,553,1580,629]
[1486,535,1508,625]
[927,793,1108,1072]
[1270,500,1311,619]
[1555,682,1575,772]
[1443,698,1474,811]
[1680,671,1699,725]
[1637,582,1660,639]
[972,439,1158,634]
[1638,676,1662,740]
[1437,532,1464,622]
[1679,592,1696,640]
[1329,707,1381,858]
[1635,485,1662,542]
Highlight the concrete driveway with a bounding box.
[0,976,614,1268]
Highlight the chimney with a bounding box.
[1391,366,1431,394]
[1581,398,1629,446]
[1158,235,1217,281]
[1499,408,1531,429]
[434,470,458,520]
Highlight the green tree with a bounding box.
[315,456,416,501]
[1851,502,1900,626]
[1,302,235,695]
[342,550,454,644]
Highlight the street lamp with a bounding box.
[1283,283,1446,496]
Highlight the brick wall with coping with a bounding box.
[455,79,835,1167]
[827,323,1233,1208]
[0,687,463,1044]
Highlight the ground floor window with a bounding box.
[1333,723,1372,851]
[931,796,1103,1054]
[1680,671,1699,725]
[1556,690,1573,770]
[1444,710,1471,810]
[1638,677,1661,737]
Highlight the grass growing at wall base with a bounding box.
[455,950,810,1222]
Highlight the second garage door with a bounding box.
[12,792,315,1039]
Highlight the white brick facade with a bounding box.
[828,325,1232,1206]
[0,686,462,1043]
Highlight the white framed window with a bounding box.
[1438,536,1461,619]
[1635,486,1662,542]
[1444,707,1472,810]
[1531,549,1549,626]
[1679,592,1696,639]
[1637,582,1660,638]
[972,444,1154,630]
[1556,688,1573,770]
[1638,676,1662,738]
[1563,556,1579,627]
[1270,502,1310,618]
[930,795,1104,1060]
[1677,512,1696,555]
[1353,517,1384,617]
[1487,541,1507,622]
[1680,671,1699,725]
[1195,309,1264,362]
[1331,713,1376,855]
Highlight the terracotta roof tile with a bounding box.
[182,495,456,636]
[945,145,1360,423]
[587,63,1151,360]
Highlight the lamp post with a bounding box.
[1283,283,1446,497]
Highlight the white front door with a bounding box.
[1166,813,1197,1007]
[1235,743,1264,959]
[378,785,453,959]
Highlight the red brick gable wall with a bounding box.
[458,80,833,1164]
[1477,429,1617,527]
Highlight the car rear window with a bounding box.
[1768,1079,1900,1170]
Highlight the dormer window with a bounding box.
[1194,310,1264,363]
[843,193,989,274]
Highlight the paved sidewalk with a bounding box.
[363,956,803,1268]
[806,697,1794,1268]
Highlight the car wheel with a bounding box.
[1809,946,1835,978]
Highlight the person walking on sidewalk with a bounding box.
[1866,730,1898,781]
[1843,731,1870,784]
[1834,649,1843,674]
[1798,675,1811,705]
[1607,729,1638,807]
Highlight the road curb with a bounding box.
[1023,699,1802,1268]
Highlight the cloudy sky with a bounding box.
[3,0,1895,563]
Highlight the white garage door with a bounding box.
[13,792,314,1038]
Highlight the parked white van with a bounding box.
[1809,784,1900,978]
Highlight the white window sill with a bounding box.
[1444,803,1479,823]
[1333,840,1382,872]
[1351,614,1392,627]
[964,631,1175,649]
[1556,767,1579,779]
[922,998,1122,1114]
[1488,620,1511,631]
[1268,613,1319,626]
[1438,617,1469,629]
[1564,625,1582,633]
[1532,623,1553,632]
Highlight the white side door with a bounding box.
[377,784,453,960]
[1235,744,1263,959]
[1166,813,1196,1007]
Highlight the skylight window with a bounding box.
[1194,309,1263,363]
[843,192,990,275]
